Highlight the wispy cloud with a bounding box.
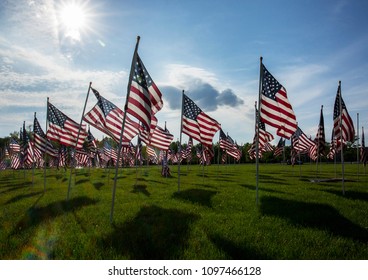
[0,34,128,136]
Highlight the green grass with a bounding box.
[0,163,367,260]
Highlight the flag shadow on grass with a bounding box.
[131,184,150,197]
[11,196,99,236]
[321,189,368,202]
[259,174,291,185]
[100,205,198,259]
[260,196,368,242]
[172,189,218,208]
[208,234,270,260]
[5,191,44,205]
[93,182,104,190]
[0,182,33,195]
[240,184,287,195]
[76,179,90,185]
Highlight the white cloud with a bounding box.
[163,64,219,90]
[0,34,128,137]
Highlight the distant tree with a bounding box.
[9,131,19,139]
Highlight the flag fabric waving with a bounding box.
[139,124,174,151]
[126,53,163,131]
[315,105,326,156]
[327,131,337,160]
[182,93,221,147]
[219,129,233,151]
[103,139,118,165]
[181,137,193,160]
[47,102,87,149]
[219,129,241,160]
[260,62,297,139]
[83,88,140,145]
[274,138,285,157]
[248,110,274,159]
[333,82,355,148]
[292,127,316,161]
[9,138,21,153]
[361,127,367,166]
[34,115,58,157]
[22,122,34,166]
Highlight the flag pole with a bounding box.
[256,56,263,206]
[67,82,92,201]
[110,36,140,223]
[217,132,220,175]
[316,105,323,179]
[178,90,185,193]
[339,81,345,195]
[282,139,286,165]
[356,113,359,181]
[31,113,36,187]
[363,126,366,177]
[44,98,49,192]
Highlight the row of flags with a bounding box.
[247,60,359,165]
[0,41,363,171]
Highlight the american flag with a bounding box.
[11,153,21,169]
[83,88,140,145]
[327,130,337,160]
[103,139,118,164]
[260,63,297,139]
[146,145,158,163]
[202,145,214,165]
[135,136,143,163]
[0,159,8,170]
[182,93,221,147]
[126,53,163,131]
[47,102,87,149]
[333,82,355,148]
[314,105,325,156]
[181,137,193,160]
[9,138,20,153]
[33,115,58,157]
[139,124,174,151]
[219,129,241,160]
[86,127,97,156]
[58,146,68,168]
[75,149,90,167]
[360,127,367,166]
[22,122,34,166]
[219,129,233,151]
[31,142,43,161]
[274,138,285,157]
[248,111,274,159]
[291,126,316,160]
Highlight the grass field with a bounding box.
[0,163,367,260]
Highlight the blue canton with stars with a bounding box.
[48,102,67,127]
[132,54,150,90]
[34,117,46,138]
[92,87,116,116]
[183,94,202,120]
[261,64,282,100]
[333,85,347,120]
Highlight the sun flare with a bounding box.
[59,1,89,41]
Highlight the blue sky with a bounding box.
[1,0,368,146]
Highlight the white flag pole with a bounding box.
[255,56,263,206]
[339,81,345,195]
[67,82,92,201]
[177,90,185,192]
[110,36,140,223]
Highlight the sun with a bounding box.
[58,1,90,41]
